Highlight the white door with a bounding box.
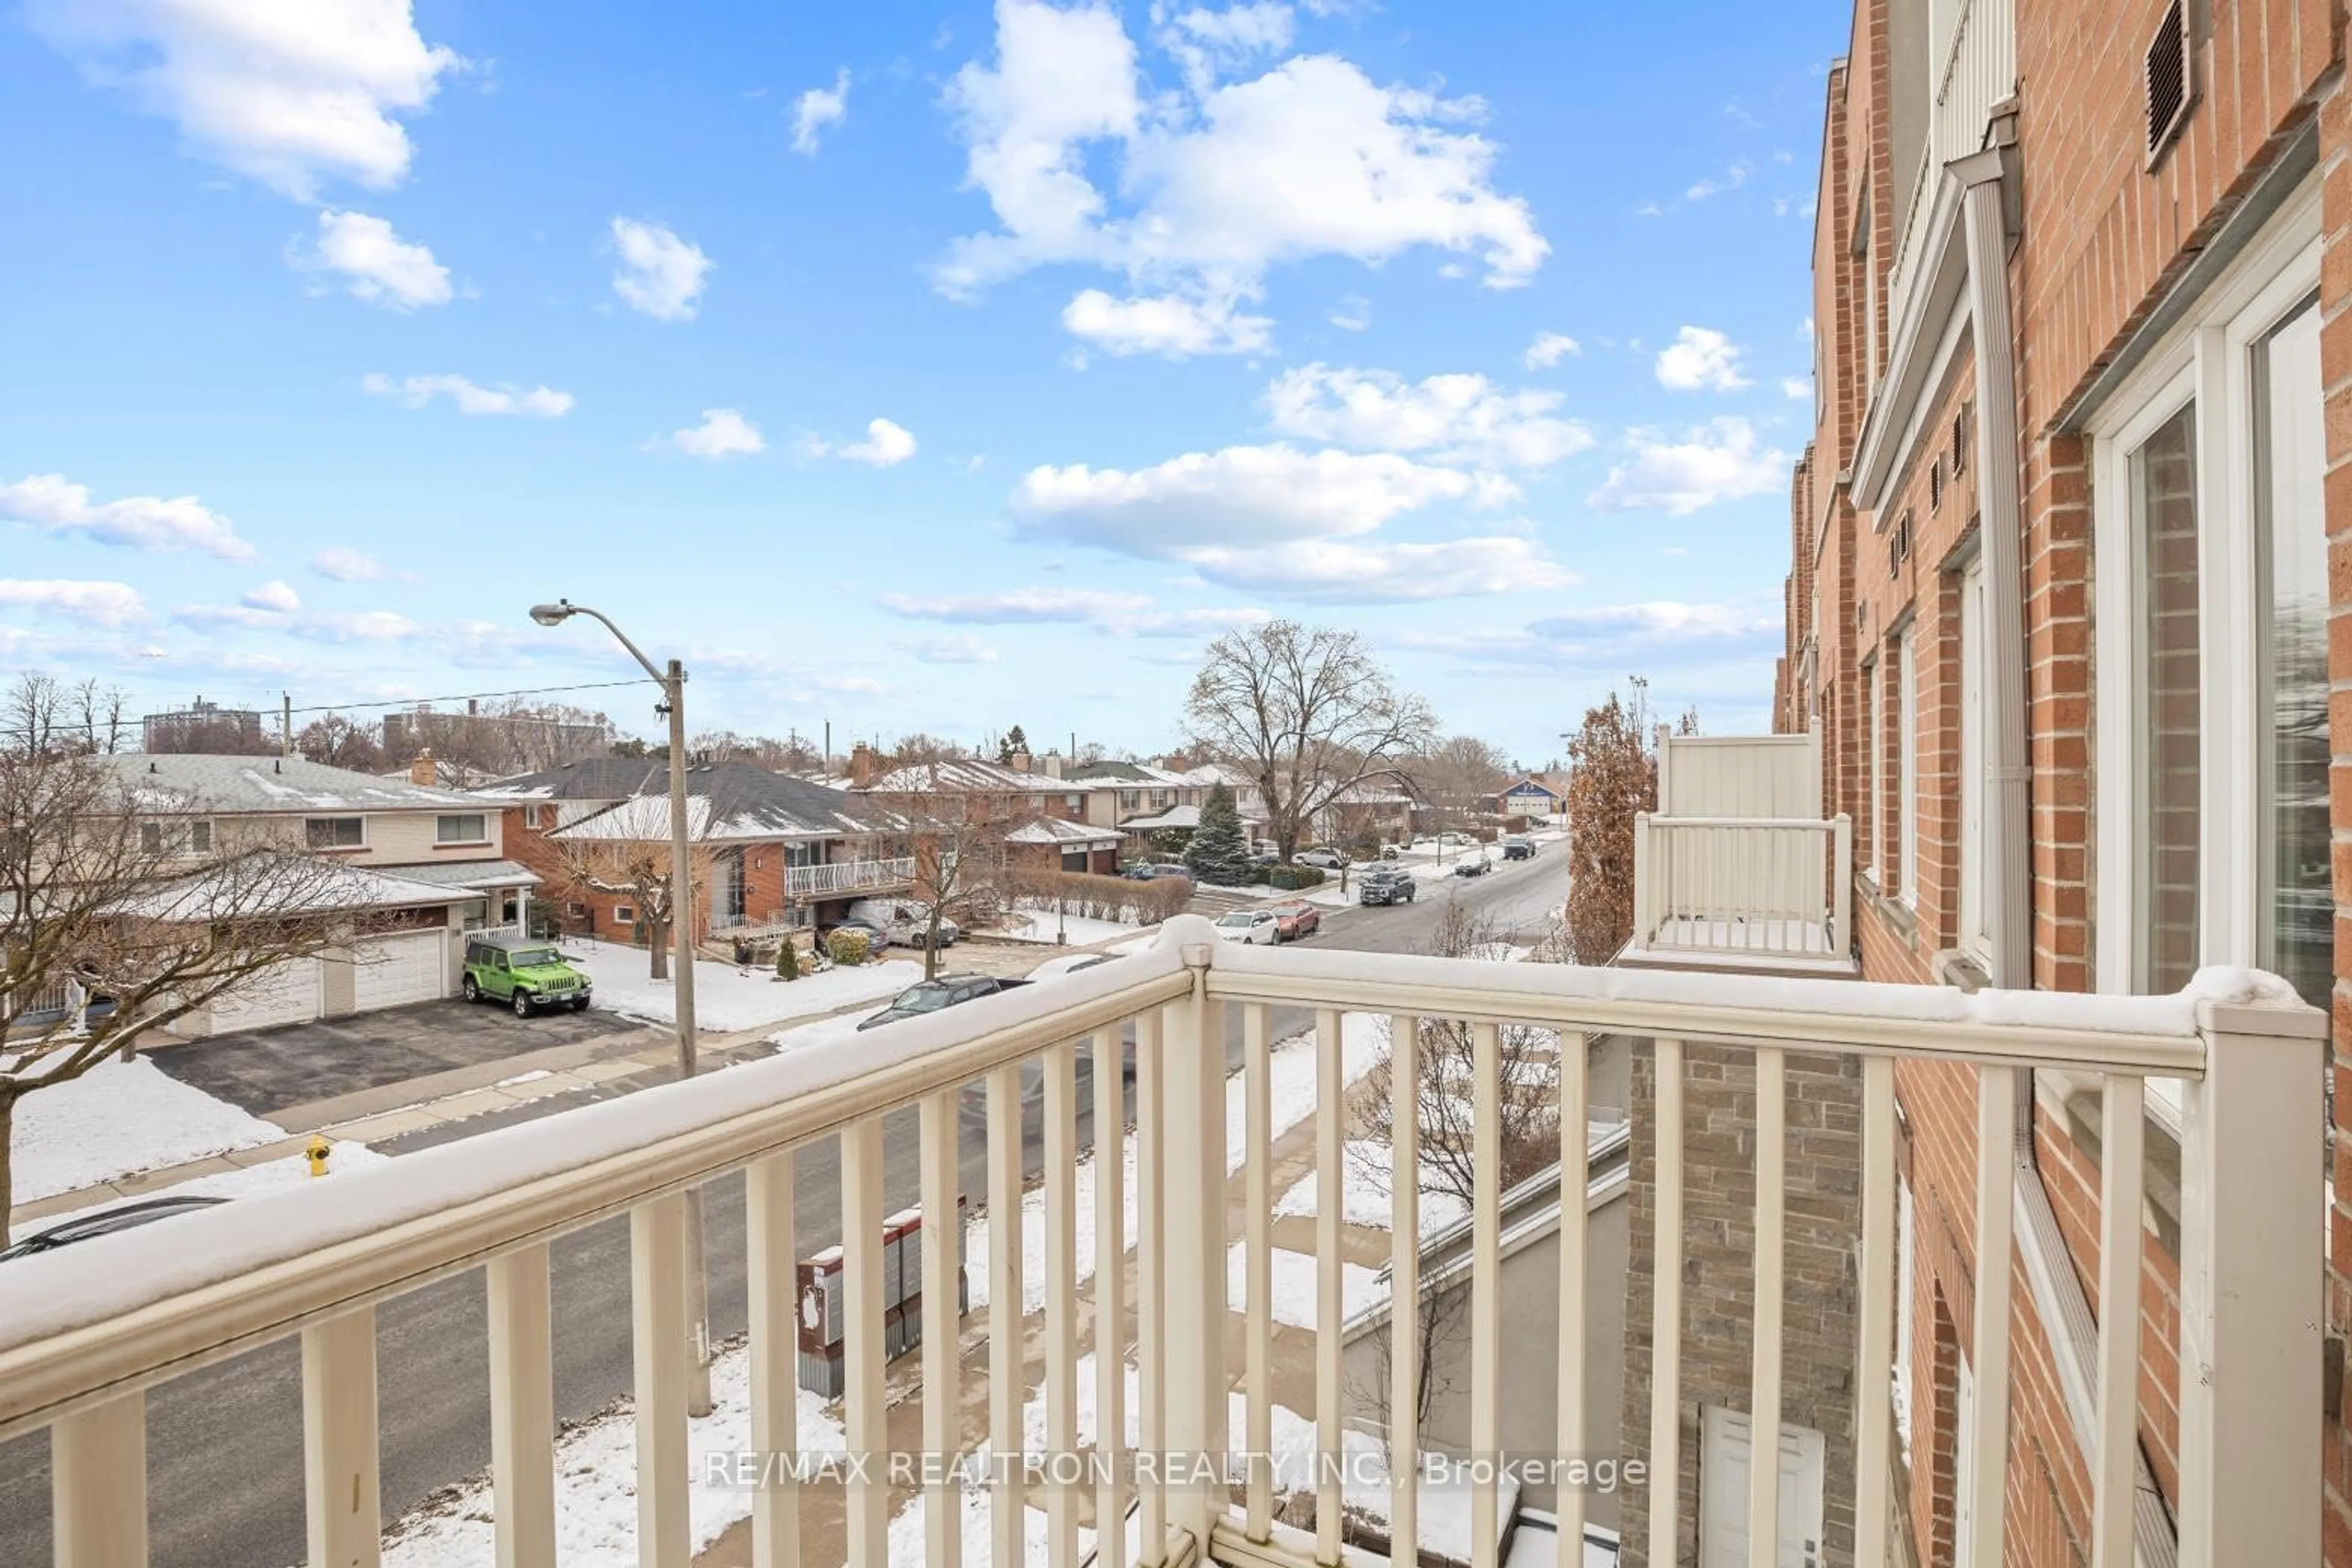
[353,932,447,1011]
[1698,1405,1827,1568]
[211,959,322,1033]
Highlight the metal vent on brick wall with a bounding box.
[2145,0,2192,159]
[1930,458,1944,512]
[1953,402,1970,476]
[1888,511,1913,578]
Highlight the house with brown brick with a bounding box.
[1674,0,2352,1562]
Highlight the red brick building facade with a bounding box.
[1781,0,2349,1561]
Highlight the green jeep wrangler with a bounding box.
[461,933,593,1016]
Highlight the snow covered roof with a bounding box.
[1174,761,1256,789]
[375,858,540,891]
[862,757,1072,795]
[546,762,886,844]
[1118,804,1201,831]
[1003,816,1124,847]
[97,753,491,814]
[478,757,667,801]
[1063,759,1159,785]
[113,854,470,921]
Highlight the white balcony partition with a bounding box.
[1631,813,1853,967]
[0,919,2323,1568]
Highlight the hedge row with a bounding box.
[1005,868,1194,925]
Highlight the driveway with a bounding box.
[146,1000,646,1117]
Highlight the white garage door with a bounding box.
[211,959,322,1033]
[354,932,447,1011]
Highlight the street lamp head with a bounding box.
[529,601,575,627]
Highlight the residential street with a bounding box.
[0,847,1569,1568]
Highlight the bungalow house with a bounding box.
[89,752,531,1033]
[849,745,1088,823]
[1001,816,1125,876]
[1488,772,1571,821]
[491,759,902,946]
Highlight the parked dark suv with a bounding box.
[1357,867,1417,906]
[1500,835,1536,861]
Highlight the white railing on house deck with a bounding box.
[0,920,2323,1568]
[784,857,915,899]
[1629,812,1853,967]
[1883,0,2016,375]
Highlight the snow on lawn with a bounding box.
[1276,1140,1470,1235]
[10,1055,293,1204]
[67,1139,394,1220]
[572,937,920,1032]
[1226,1012,1389,1175]
[1023,936,1153,981]
[963,1127,1139,1313]
[992,909,1149,946]
[1224,1242,1384,1329]
[380,1330,846,1567]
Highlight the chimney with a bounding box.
[410,748,437,787]
[1008,750,1034,774]
[850,742,876,789]
[1041,752,1065,779]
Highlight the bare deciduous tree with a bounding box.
[296,712,384,773]
[1185,621,1438,862]
[870,764,1009,981]
[1405,734,1513,837]
[1561,679,1695,964]
[1,678,352,1240]
[551,831,706,982]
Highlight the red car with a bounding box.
[1271,901,1321,942]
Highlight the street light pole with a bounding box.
[532,601,710,1412]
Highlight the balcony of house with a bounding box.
[1623,731,1856,976]
[1882,0,2017,351]
[783,855,917,902]
[0,919,2320,1568]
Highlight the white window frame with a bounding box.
[1896,625,1918,908]
[2090,180,2322,1129]
[304,815,367,851]
[435,812,489,845]
[140,819,214,857]
[1863,656,1882,884]
[1958,549,1991,961]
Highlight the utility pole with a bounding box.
[281,692,293,758]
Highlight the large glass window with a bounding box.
[2257,298,2329,1008]
[2133,402,2201,992]
[1863,660,1882,881]
[1898,631,1918,906]
[1958,557,1988,956]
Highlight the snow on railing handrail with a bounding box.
[1646,815,1839,832]
[0,934,1198,1434]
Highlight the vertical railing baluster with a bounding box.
[51,1391,146,1568]
[1647,1038,1684,1568]
[304,1305,383,1568]
[1854,1056,1896,1568]
[987,1065,1027,1567]
[1244,1002,1275,1542]
[1091,1025,1128,1564]
[1967,1066,2015,1568]
[1555,1032,1589,1568]
[747,1153,802,1568]
[1315,1006,1346,1562]
[1469,1020,1502,1568]
[1161,956,1224,1555]
[1747,1047,1785,1568]
[1390,1012,1423,1565]
[919,1093,962,1568]
[630,1196,690,1568]
[486,1243,557,1568]
[1134,1009,1167,1565]
[1045,1043,1080,1568]
[2090,1074,2144,1568]
[843,1119,888,1566]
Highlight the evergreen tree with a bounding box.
[776,936,799,982]
[997,724,1031,765]
[1183,783,1252,886]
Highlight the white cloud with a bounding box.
[310,545,390,581]
[938,2,1545,345]
[610,217,712,321]
[245,579,301,612]
[880,587,1152,623]
[27,0,462,200]
[1586,418,1790,516]
[792,68,850,155]
[1523,330,1580,369]
[668,409,766,459]
[899,633,1000,664]
[1262,364,1591,469]
[1012,443,1513,555]
[1061,288,1272,357]
[1781,375,1811,401]
[0,473,255,560]
[0,579,145,626]
[1127,605,1273,636]
[1327,293,1371,331]
[1654,326,1750,392]
[1526,602,1778,640]
[1684,159,1753,202]
[293,209,451,310]
[362,372,573,417]
[295,609,419,643]
[1182,535,1575,601]
[838,418,918,467]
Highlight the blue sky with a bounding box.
[0,1,1842,767]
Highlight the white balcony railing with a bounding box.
[1629,812,1853,969]
[1883,0,2016,365]
[785,856,915,899]
[0,921,2323,1568]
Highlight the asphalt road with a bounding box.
[0,847,1569,1568]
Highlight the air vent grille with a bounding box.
[1889,511,1913,579]
[2146,0,2192,159]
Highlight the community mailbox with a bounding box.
[796,1197,968,1398]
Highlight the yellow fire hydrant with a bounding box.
[305,1135,331,1178]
